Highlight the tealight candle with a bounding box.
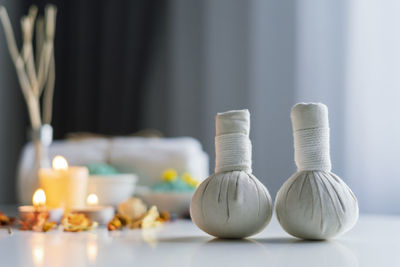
[39,156,89,210]
[33,188,46,207]
[71,194,115,225]
[18,188,64,223]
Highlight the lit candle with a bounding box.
[87,194,99,206]
[70,194,115,225]
[39,156,89,210]
[18,188,64,223]
[33,188,46,210]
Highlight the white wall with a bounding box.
[296,0,400,214]
[346,0,400,214]
[295,0,348,176]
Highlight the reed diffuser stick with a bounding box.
[0,4,57,129]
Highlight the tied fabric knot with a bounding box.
[215,133,252,173]
[294,127,331,171]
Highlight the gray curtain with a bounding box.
[143,0,297,199]
[46,0,165,137]
[0,0,27,204]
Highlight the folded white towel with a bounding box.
[109,137,209,186]
[17,136,209,200]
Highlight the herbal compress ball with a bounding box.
[190,109,273,238]
[275,103,359,240]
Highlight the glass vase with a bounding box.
[17,124,53,204]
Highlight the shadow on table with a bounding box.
[157,236,321,244]
[253,236,325,244]
[157,236,211,243]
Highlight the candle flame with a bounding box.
[87,194,99,206]
[52,155,68,170]
[33,189,46,207]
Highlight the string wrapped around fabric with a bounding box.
[215,133,252,173]
[293,127,331,171]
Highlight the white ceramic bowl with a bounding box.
[88,174,137,206]
[136,187,194,215]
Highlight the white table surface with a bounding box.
[0,205,399,267]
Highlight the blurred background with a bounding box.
[0,0,399,214]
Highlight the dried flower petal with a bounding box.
[0,212,12,225]
[43,221,57,232]
[158,211,170,222]
[31,212,48,232]
[19,211,56,232]
[62,213,97,232]
[109,204,168,231]
[107,215,123,231]
[117,197,147,221]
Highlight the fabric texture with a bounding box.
[190,109,272,238]
[275,103,359,240]
[215,110,252,173]
[291,102,331,171]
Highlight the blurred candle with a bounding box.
[19,188,64,223]
[39,156,88,209]
[70,193,114,224]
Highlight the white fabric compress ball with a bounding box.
[275,103,359,240]
[190,110,273,238]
